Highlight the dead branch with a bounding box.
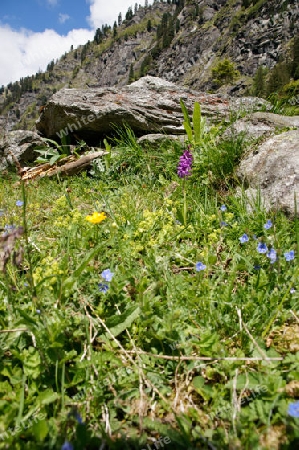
[21,150,108,181]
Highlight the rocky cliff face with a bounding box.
[0,0,298,134]
[151,0,299,91]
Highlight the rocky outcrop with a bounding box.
[238,130,299,216]
[224,112,299,142]
[0,130,47,171]
[36,76,269,144]
[148,0,299,92]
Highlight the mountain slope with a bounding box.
[0,0,298,135]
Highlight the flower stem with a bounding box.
[183,179,187,226]
[21,181,36,300]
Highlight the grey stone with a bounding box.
[0,130,47,171]
[137,133,186,147]
[36,76,269,145]
[237,130,299,216]
[224,112,299,142]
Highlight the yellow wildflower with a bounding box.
[86,211,107,224]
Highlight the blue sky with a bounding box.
[0,0,151,86]
[1,0,90,34]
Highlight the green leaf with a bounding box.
[23,347,41,379]
[198,330,218,354]
[192,102,201,144]
[61,134,71,155]
[226,373,261,390]
[103,306,140,338]
[32,419,49,441]
[183,121,193,142]
[41,137,61,148]
[63,245,102,292]
[49,154,63,165]
[180,98,192,129]
[193,376,214,401]
[35,157,49,164]
[37,389,59,406]
[103,138,111,152]
[18,310,38,327]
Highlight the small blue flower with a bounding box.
[264,220,273,230]
[36,309,41,314]
[290,287,296,294]
[195,262,206,271]
[220,221,228,227]
[68,409,84,424]
[257,242,268,254]
[284,250,295,261]
[287,401,299,418]
[74,412,84,424]
[4,224,16,231]
[101,269,114,282]
[3,224,16,236]
[253,264,261,270]
[220,205,227,212]
[61,442,74,450]
[98,283,109,293]
[267,248,277,264]
[239,233,249,244]
[16,200,24,207]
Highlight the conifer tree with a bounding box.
[118,13,122,26]
[291,35,299,80]
[126,7,133,20]
[252,66,267,97]
[113,21,117,37]
[128,64,135,83]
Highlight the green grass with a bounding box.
[0,123,298,449]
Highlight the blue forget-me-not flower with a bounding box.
[264,220,272,229]
[101,269,114,282]
[98,283,109,293]
[267,248,277,264]
[287,400,299,418]
[284,250,295,261]
[239,233,249,244]
[257,242,268,254]
[61,442,74,450]
[195,262,206,271]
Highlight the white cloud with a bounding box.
[0,0,153,86]
[58,13,70,24]
[87,0,151,29]
[0,25,94,86]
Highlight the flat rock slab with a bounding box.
[238,130,299,216]
[36,76,269,145]
[224,112,299,142]
[137,133,186,147]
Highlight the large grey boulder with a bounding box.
[36,76,269,145]
[0,130,46,171]
[238,130,299,216]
